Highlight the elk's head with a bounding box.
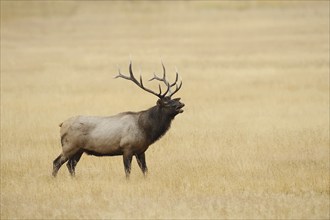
[115,61,184,118]
[156,97,184,117]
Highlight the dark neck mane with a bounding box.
[138,105,173,145]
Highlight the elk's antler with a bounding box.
[149,62,182,98]
[114,61,170,99]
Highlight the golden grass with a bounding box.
[1,1,329,219]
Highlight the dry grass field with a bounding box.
[1,1,329,219]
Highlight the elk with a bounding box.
[52,61,184,178]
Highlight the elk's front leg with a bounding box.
[123,152,133,179]
[136,153,148,176]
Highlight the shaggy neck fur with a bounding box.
[138,105,173,146]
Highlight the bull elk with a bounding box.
[52,61,184,178]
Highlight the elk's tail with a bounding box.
[59,122,64,147]
[60,133,67,147]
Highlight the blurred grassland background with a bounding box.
[1,1,329,219]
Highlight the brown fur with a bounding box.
[52,98,184,178]
[52,62,184,179]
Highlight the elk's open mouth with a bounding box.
[177,103,185,113]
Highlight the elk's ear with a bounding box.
[157,99,162,106]
[173,98,181,101]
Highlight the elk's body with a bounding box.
[52,62,184,178]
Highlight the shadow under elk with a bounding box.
[52,61,184,178]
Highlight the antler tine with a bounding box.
[168,68,182,98]
[114,67,130,80]
[158,84,162,96]
[115,61,162,98]
[161,61,166,81]
[169,80,182,98]
[128,61,137,82]
[149,72,170,96]
[164,67,180,97]
[148,63,183,97]
[149,62,168,83]
[115,61,181,99]
[170,72,179,87]
[149,63,166,82]
[148,62,171,96]
[149,73,163,82]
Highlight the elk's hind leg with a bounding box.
[52,154,68,177]
[66,150,83,177]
